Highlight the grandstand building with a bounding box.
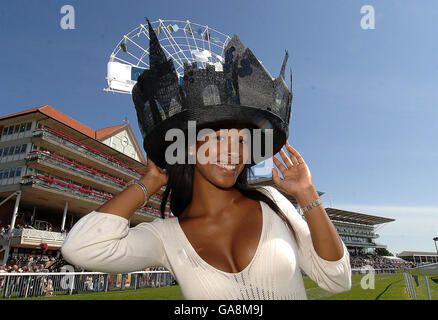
[397,251,438,264]
[249,177,395,255]
[0,105,171,265]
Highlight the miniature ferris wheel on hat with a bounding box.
[105,19,230,94]
[105,18,293,170]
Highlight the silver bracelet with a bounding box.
[125,179,149,208]
[301,198,322,214]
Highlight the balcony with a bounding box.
[26,150,126,194]
[9,228,66,249]
[337,229,379,239]
[20,174,172,222]
[25,150,168,209]
[32,127,143,181]
[341,237,387,249]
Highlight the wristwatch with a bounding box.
[125,179,149,208]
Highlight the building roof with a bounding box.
[0,105,147,163]
[95,124,128,140]
[325,208,395,225]
[397,251,438,257]
[0,105,96,138]
[382,256,404,260]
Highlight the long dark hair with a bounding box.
[159,161,299,247]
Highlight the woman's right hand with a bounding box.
[140,158,168,194]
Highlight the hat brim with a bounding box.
[143,105,289,169]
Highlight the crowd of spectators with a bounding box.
[0,255,80,273]
[0,212,71,237]
[0,255,81,298]
[1,252,424,274]
[350,252,417,270]
[0,256,169,274]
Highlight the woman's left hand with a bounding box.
[271,141,314,197]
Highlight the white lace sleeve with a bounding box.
[61,211,169,274]
[260,186,352,293]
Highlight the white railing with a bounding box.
[21,175,168,219]
[10,229,66,242]
[0,270,175,299]
[33,128,143,179]
[351,268,412,275]
[26,151,126,190]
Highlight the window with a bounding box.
[14,125,19,134]
[0,148,2,158]
[2,127,7,135]
[20,123,25,132]
[26,122,32,131]
[3,168,9,179]
[15,167,22,177]
[3,147,9,156]
[15,145,21,154]
[10,168,15,177]
[8,127,13,135]
[8,146,15,155]
[21,144,27,153]
[0,169,3,179]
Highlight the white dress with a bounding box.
[61,186,351,299]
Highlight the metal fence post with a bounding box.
[407,273,417,300]
[4,275,10,298]
[134,273,137,290]
[424,276,431,300]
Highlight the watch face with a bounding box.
[121,136,128,147]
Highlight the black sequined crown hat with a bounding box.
[132,20,293,169]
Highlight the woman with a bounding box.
[61,123,351,299]
[61,22,351,299]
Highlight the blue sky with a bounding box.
[0,0,437,255]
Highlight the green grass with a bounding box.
[8,273,438,300]
[12,285,184,300]
[410,275,438,300]
[304,273,438,300]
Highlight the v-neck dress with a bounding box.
[61,186,351,299]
